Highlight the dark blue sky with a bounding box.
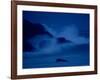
[23,11,89,37]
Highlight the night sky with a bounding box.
[23,11,89,37]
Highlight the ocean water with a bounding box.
[23,44,89,69]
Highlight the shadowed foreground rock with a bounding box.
[56,58,68,63]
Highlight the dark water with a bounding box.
[23,44,89,69]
